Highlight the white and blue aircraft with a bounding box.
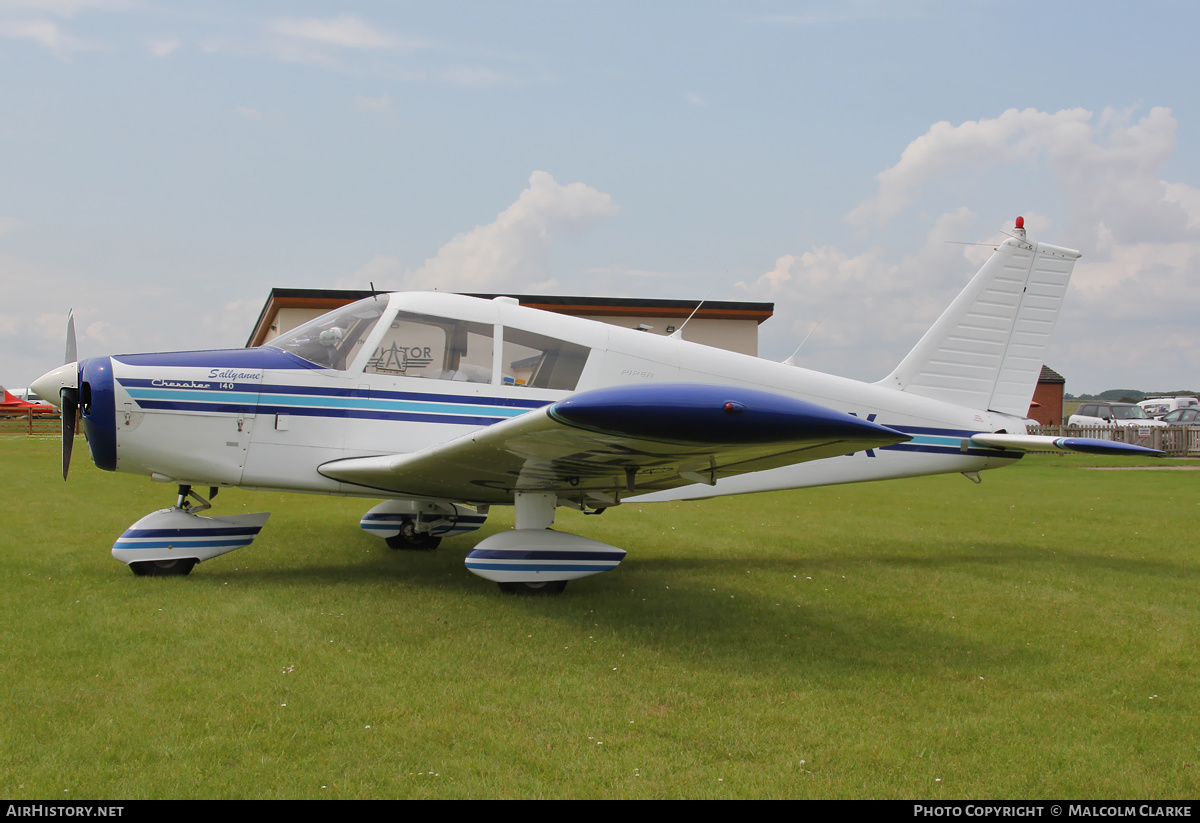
[31,219,1160,593]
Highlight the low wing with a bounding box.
[318,383,910,506]
[969,433,1164,457]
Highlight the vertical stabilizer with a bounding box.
[877,227,1081,417]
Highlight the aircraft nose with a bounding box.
[31,362,78,408]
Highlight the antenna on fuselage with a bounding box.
[670,273,725,341]
[782,313,826,366]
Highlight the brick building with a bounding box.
[1027,366,1066,425]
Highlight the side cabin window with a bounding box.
[267,299,592,392]
[502,327,590,390]
[366,312,494,384]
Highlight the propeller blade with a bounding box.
[61,387,77,480]
[65,309,77,365]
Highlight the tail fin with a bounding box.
[877,231,1081,417]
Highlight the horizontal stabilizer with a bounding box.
[969,433,1164,457]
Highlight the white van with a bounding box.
[1137,396,1199,419]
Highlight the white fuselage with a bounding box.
[97,291,1021,506]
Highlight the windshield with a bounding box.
[1111,405,1149,420]
[267,297,387,369]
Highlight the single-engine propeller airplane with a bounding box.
[32,219,1161,593]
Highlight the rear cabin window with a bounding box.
[366,312,495,384]
[502,328,590,390]
[365,314,591,390]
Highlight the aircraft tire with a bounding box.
[497,580,567,596]
[129,558,196,577]
[384,527,442,551]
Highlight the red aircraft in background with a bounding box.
[1,386,58,415]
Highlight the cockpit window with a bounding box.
[267,298,386,370]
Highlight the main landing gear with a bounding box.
[385,521,442,551]
[361,500,487,553]
[464,492,627,596]
[497,580,568,596]
[130,558,197,577]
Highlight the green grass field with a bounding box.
[1,436,1197,799]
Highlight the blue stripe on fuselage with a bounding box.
[116,375,549,425]
[117,378,549,409]
[122,387,533,420]
[113,370,1013,458]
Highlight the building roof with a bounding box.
[1038,365,1066,384]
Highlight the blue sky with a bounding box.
[2,0,1198,395]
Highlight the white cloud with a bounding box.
[751,1,929,25]
[196,299,264,349]
[741,207,982,379]
[0,0,134,17]
[262,15,427,72]
[1163,181,1200,230]
[0,255,146,384]
[269,15,422,51]
[0,216,20,234]
[146,36,179,57]
[847,107,1093,227]
[846,106,1191,247]
[237,106,262,120]
[684,91,706,107]
[0,18,97,55]
[354,93,390,111]
[337,254,405,290]
[409,171,618,291]
[0,0,131,55]
[345,172,618,295]
[586,264,684,280]
[747,106,1200,392]
[438,66,506,87]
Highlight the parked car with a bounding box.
[1138,396,1199,418]
[1068,402,1169,428]
[1159,408,1200,426]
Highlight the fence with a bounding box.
[0,409,62,436]
[1029,424,1200,457]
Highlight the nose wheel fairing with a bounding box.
[111,507,270,572]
